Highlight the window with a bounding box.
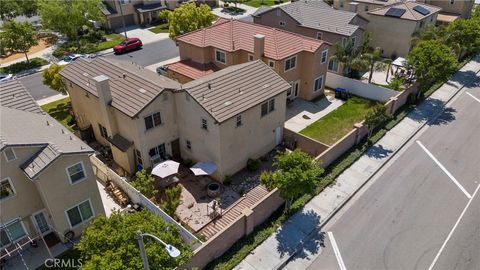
[419,20,425,28]
[3,148,16,162]
[149,144,166,160]
[314,75,324,92]
[276,9,281,16]
[340,0,344,8]
[279,21,286,27]
[268,60,275,68]
[248,54,254,61]
[186,140,192,150]
[66,162,86,184]
[98,124,108,139]
[351,36,357,47]
[215,49,226,64]
[261,98,275,117]
[316,32,323,40]
[328,59,340,72]
[365,5,369,11]
[135,149,143,166]
[342,37,347,47]
[202,118,208,130]
[321,49,328,64]
[144,112,162,130]
[120,0,130,4]
[0,178,15,201]
[1,219,27,248]
[66,200,93,228]
[284,56,297,72]
[236,115,242,127]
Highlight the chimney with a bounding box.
[349,2,358,13]
[94,75,117,138]
[253,34,265,60]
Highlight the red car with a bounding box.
[113,38,142,54]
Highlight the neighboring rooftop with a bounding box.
[176,18,328,60]
[182,60,290,123]
[0,80,42,114]
[349,0,398,5]
[165,60,220,80]
[368,1,441,20]
[253,0,361,36]
[60,57,180,117]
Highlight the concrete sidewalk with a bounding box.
[235,55,480,270]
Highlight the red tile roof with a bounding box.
[176,18,327,60]
[165,60,220,80]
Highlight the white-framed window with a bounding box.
[314,75,324,92]
[268,59,275,68]
[321,49,328,64]
[134,149,143,166]
[149,144,166,162]
[186,140,192,150]
[201,118,208,130]
[236,115,242,127]
[0,178,16,201]
[3,148,16,162]
[120,0,130,4]
[0,219,27,248]
[351,36,357,47]
[328,59,340,72]
[65,199,94,228]
[316,32,323,40]
[279,21,286,27]
[284,55,297,72]
[248,54,254,61]
[215,49,226,64]
[66,162,87,184]
[98,124,108,139]
[261,98,275,117]
[144,112,162,130]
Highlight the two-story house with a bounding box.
[61,57,290,181]
[101,0,169,29]
[333,0,399,19]
[366,1,441,58]
[416,0,474,23]
[252,0,368,75]
[0,80,105,260]
[166,18,331,101]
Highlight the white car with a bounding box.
[57,54,85,65]
[0,73,14,82]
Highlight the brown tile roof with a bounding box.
[368,2,441,21]
[165,60,220,80]
[60,57,180,118]
[176,18,328,60]
[0,79,42,114]
[182,60,290,123]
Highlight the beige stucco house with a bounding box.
[0,80,105,260]
[366,1,441,58]
[333,0,399,19]
[252,0,368,75]
[416,0,475,23]
[166,18,331,101]
[61,57,289,181]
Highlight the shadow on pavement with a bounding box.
[408,98,457,126]
[366,144,393,159]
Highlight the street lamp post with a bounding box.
[136,230,181,270]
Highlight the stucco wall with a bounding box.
[419,0,474,18]
[283,128,330,155]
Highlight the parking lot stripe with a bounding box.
[428,183,480,270]
[466,92,480,103]
[328,232,347,270]
[416,140,472,199]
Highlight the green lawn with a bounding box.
[149,23,169,34]
[300,97,378,145]
[87,33,125,53]
[242,0,279,7]
[0,57,49,74]
[41,97,75,131]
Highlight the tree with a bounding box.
[160,185,182,218]
[472,5,480,20]
[0,0,37,21]
[159,3,216,39]
[444,19,480,59]
[364,105,389,137]
[353,47,392,84]
[330,32,371,78]
[131,169,158,199]
[411,25,446,47]
[77,210,192,270]
[406,40,458,90]
[260,150,323,212]
[1,21,38,63]
[38,0,103,48]
[42,64,67,94]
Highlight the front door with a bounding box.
[170,139,181,161]
[275,126,282,146]
[32,210,51,236]
[288,81,300,100]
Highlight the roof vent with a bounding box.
[69,136,73,140]
[122,73,127,79]
[61,129,65,134]
[224,101,232,106]
[208,83,211,89]
[83,72,89,77]
[12,94,16,99]
[202,94,206,100]
[263,84,270,88]
[139,88,146,93]
[46,120,50,126]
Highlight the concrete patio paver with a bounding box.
[235,55,480,270]
[285,97,345,132]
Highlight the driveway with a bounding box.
[115,25,169,44]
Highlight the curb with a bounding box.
[276,60,480,269]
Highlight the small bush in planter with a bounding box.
[247,158,261,171]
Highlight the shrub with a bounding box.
[160,185,182,218]
[246,158,261,171]
[0,58,49,74]
[130,169,158,199]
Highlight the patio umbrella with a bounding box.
[151,160,180,178]
[190,161,217,176]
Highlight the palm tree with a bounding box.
[329,39,362,78]
[353,47,392,84]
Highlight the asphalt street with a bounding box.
[18,73,58,101]
[285,76,480,270]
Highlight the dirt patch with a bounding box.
[1,38,53,64]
